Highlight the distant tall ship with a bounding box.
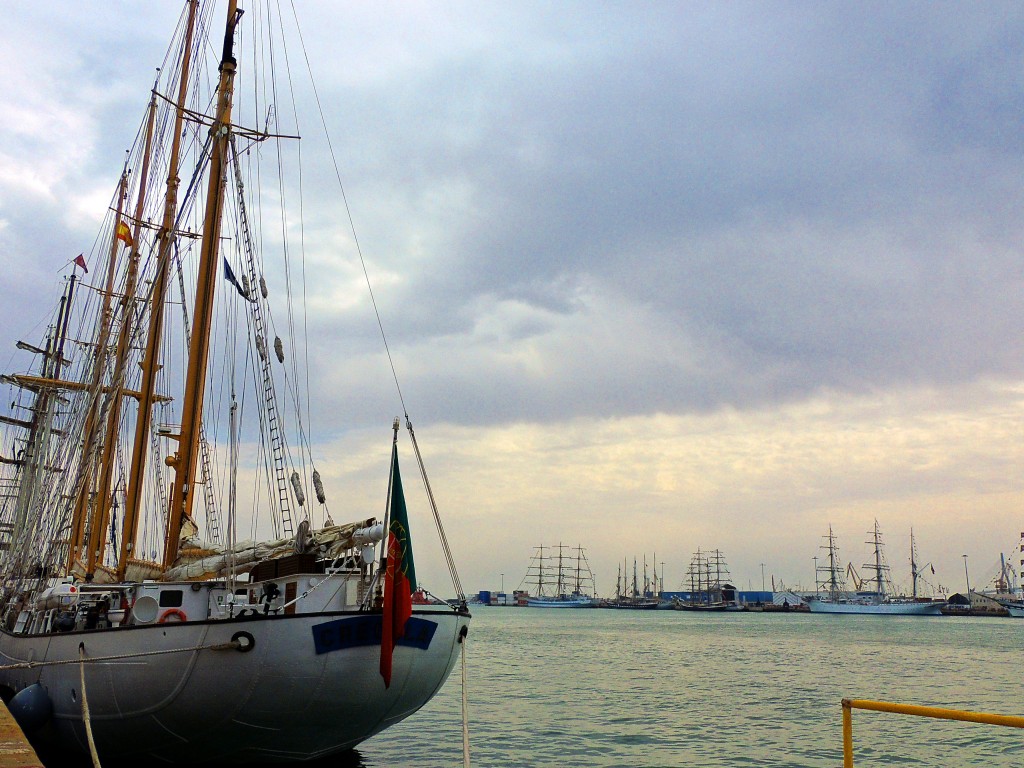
[604,556,660,609]
[674,548,740,611]
[523,544,598,607]
[806,523,944,615]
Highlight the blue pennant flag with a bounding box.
[223,258,248,299]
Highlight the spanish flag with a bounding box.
[116,221,133,248]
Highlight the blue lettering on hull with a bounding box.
[311,615,438,655]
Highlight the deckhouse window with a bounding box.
[159,590,184,608]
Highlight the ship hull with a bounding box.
[0,608,469,764]
[806,599,943,615]
[675,603,732,612]
[526,597,594,608]
[603,599,660,610]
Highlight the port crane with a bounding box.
[846,562,863,591]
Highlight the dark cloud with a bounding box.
[4,1,1024,434]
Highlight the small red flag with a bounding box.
[73,254,88,273]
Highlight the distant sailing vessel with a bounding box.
[674,548,740,611]
[806,523,944,615]
[604,557,660,609]
[522,544,598,607]
[0,2,469,764]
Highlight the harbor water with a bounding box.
[339,608,1023,767]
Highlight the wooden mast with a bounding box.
[65,169,129,573]
[164,0,241,567]
[86,84,160,579]
[10,276,76,567]
[119,0,200,578]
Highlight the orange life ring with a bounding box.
[157,608,187,624]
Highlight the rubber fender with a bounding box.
[8,683,52,732]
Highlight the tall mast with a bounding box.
[820,526,844,601]
[531,544,545,596]
[66,170,129,574]
[88,84,160,579]
[689,552,696,597]
[555,543,565,596]
[869,520,885,599]
[574,545,582,594]
[910,528,919,599]
[11,275,77,567]
[165,0,243,566]
[123,0,200,571]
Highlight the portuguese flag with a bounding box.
[380,442,417,688]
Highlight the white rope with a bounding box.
[79,645,102,768]
[461,631,470,768]
[0,638,242,671]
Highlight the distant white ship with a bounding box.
[522,544,599,608]
[806,523,944,616]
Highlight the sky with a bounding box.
[1,1,1023,599]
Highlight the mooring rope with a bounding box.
[0,638,242,671]
[78,644,102,768]
[461,630,471,768]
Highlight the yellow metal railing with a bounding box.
[842,698,1024,767]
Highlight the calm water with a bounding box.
[343,608,1023,767]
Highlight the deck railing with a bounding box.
[842,698,1024,767]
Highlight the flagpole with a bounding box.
[376,419,400,603]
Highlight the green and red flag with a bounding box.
[380,442,417,688]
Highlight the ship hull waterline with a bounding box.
[806,600,943,616]
[0,608,470,764]
[525,598,595,608]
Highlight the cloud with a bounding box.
[2,2,1024,595]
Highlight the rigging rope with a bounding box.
[406,419,464,599]
[285,1,466,603]
[285,1,408,417]
[78,644,103,768]
[461,630,471,768]
[0,637,244,672]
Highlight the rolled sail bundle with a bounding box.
[160,517,382,581]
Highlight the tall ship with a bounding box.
[604,556,660,609]
[522,544,597,607]
[674,548,740,611]
[0,2,470,764]
[806,523,943,615]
